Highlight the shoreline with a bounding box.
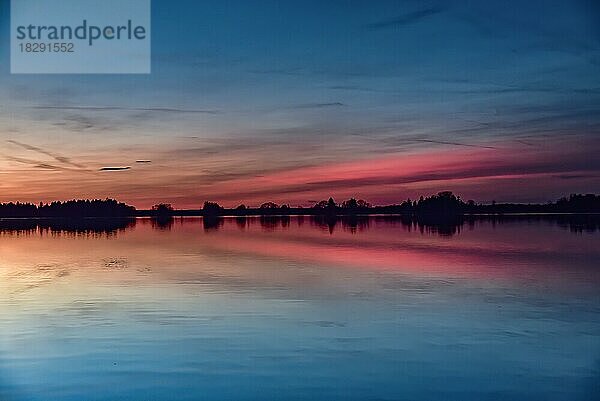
[2,212,600,220]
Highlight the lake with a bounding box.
[0,216,598,400]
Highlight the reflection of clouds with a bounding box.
[1,217,599,318]
[125,217,600,280]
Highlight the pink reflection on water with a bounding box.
[1,217,598,292]
[185,217,599,280]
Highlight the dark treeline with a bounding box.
[1,192,600,219]
[144,192,600,217]
[0,199,135,218]
[374,192,600,215]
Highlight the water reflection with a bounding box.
[150,216,175,231]
[0,218,135,237]
[203,216,224,231]
[3,214,597,237]
[0,216,598,401]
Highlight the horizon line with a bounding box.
[2,191,599,210]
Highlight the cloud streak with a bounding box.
[30,105,219,114]
[292,102,346,109]
[2,155,85,172]
[7,140,86,168]
[365,7,443,30]
[411,139,498,150]
[178,138,600,205]
[99,166,131,171]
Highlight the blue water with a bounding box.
[0,217,598,400]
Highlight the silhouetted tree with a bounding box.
[260,202,279,209]
[152,203,174,217]
[555,194,600,213]
[312,197,338,215]
[313,200,329,209]
[341,198,371,213]
[203,201,224,216]
[342,198,358,209]
[415,191,463,215]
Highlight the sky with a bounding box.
[0,0,599,208]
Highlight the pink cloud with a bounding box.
[2,136,598,208]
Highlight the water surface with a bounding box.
[0,216,598,400]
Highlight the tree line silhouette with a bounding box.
[0,199,135,218]
[1,192,599,219]
[147,192,600,217]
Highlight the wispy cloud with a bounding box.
[6,139,85,169]
[99,166,131,171]
[2,155,84,172]
[7,139,86,168]
[365,7,443,30]
[412,139,497,150]
[174,137,600,205]
[30,105,219,114]
[292,102,346,109]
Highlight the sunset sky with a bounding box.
[0,0,599,208]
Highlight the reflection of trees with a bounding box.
[485,214,600,234]
[0,218,136,237]
[203,216,223,231]
[340,215,371,233]
[189,215,600,236]
[309,214,600,237]
[235,216,247,230]
[0,219,38,233]
[150,204,175,230]
[310,215,338,234]
[1,214,597,239]
[558,217,600,233]
[396,214,465,237]
[151,216,174,230]
[259,215,291,231]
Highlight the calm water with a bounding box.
[0,216,598,401]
